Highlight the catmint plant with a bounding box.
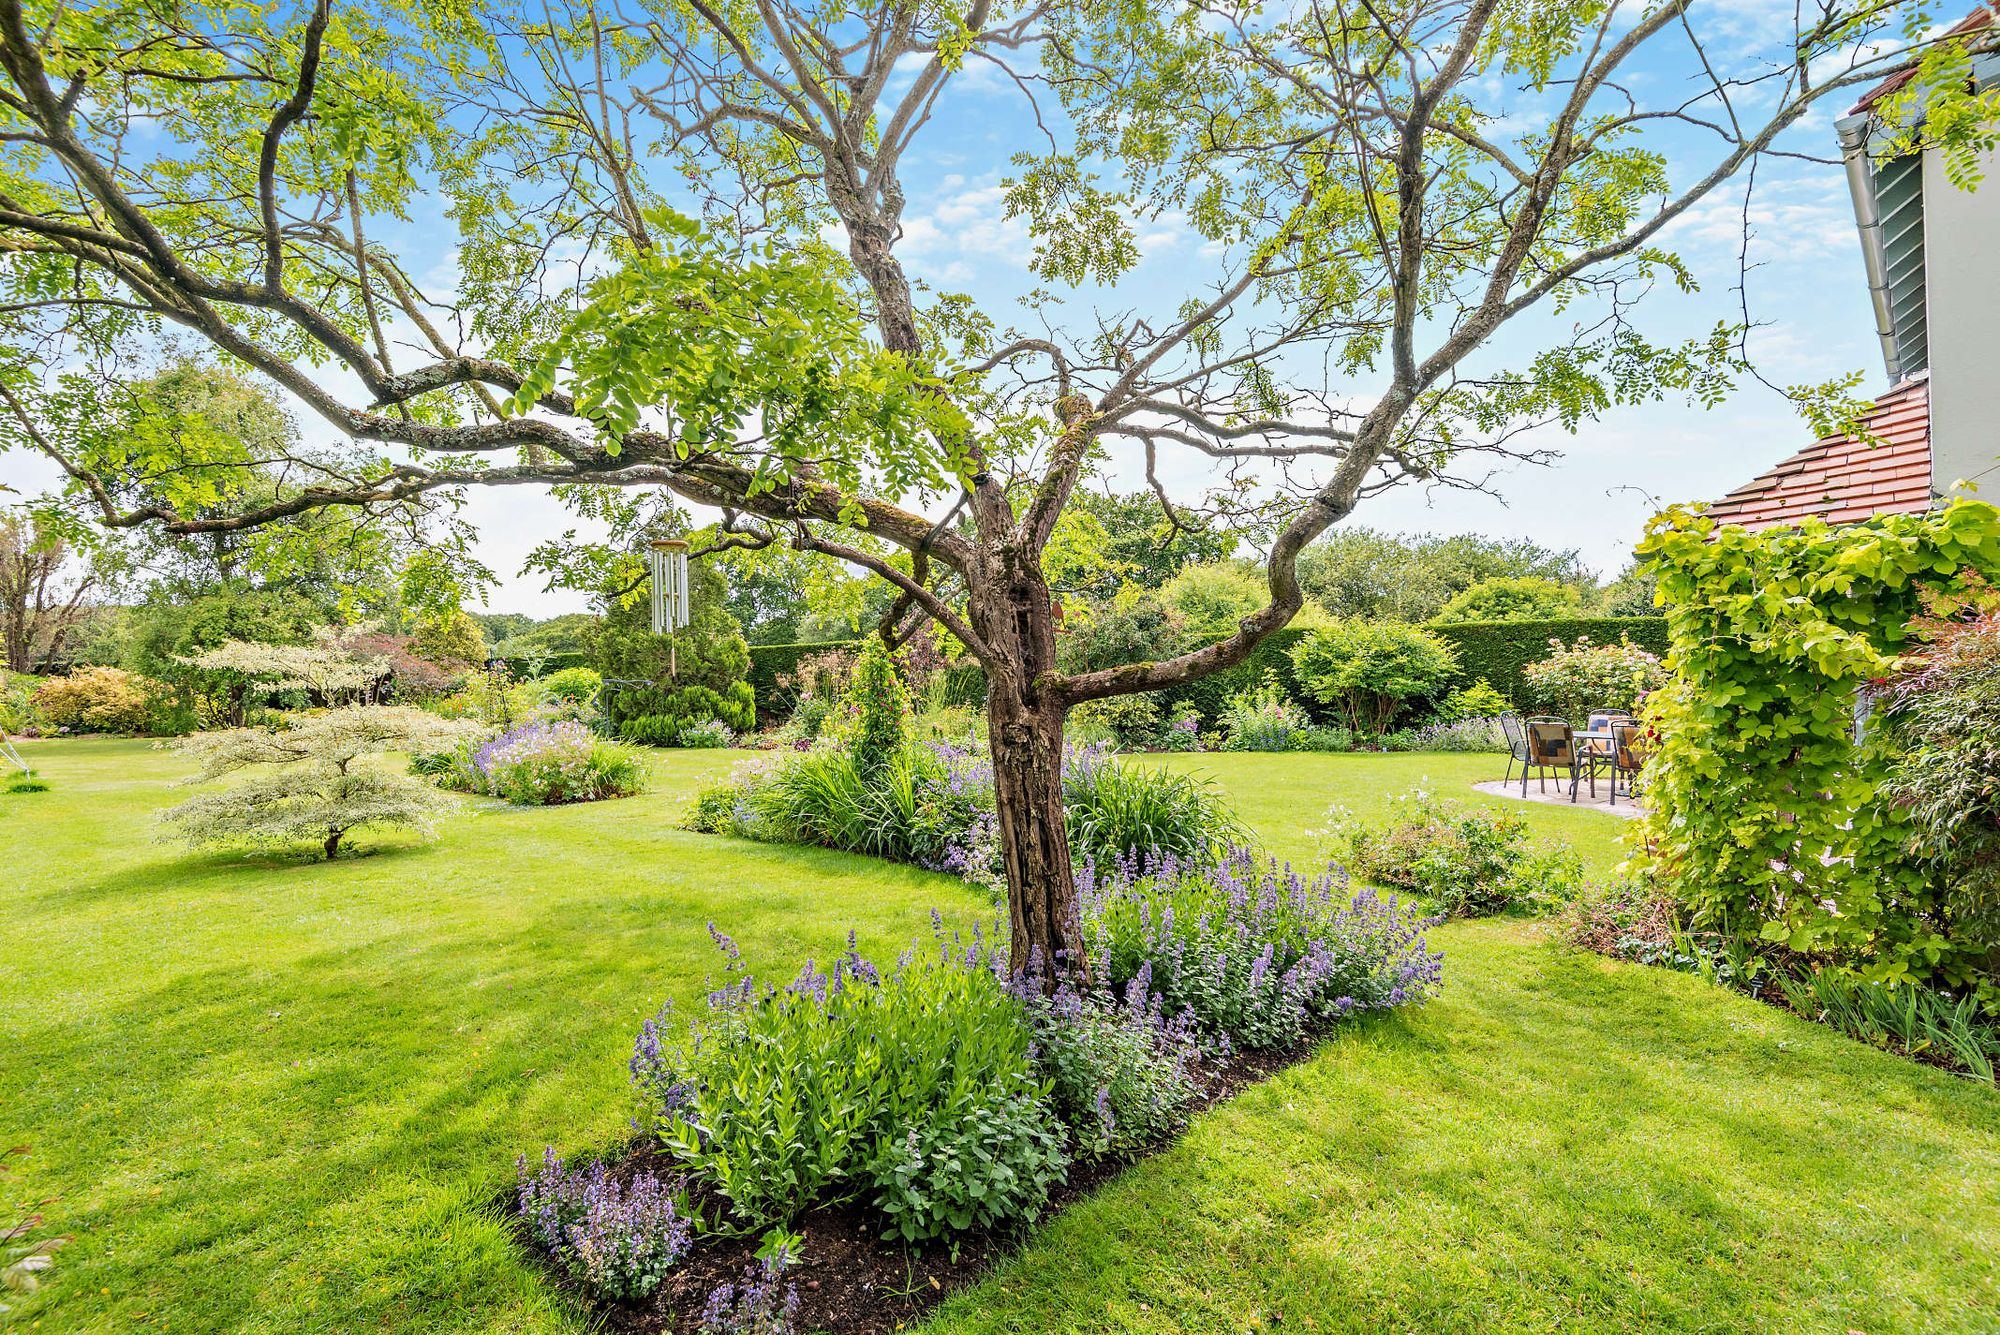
[516,1147,692,1300]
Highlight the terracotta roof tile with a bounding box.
[1703,377,1933,530]
[1852,5,1997,114]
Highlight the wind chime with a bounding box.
[648,538,691,678]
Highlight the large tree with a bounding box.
[0,508,96,671]
[0,0,1992,970]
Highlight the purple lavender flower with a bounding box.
[517,1148,691,1300]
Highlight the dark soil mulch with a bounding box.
[532,1036,1325,1335]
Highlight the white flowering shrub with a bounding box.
[160,707,483,859]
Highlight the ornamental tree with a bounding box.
[1,0,1994,971]
[161,706,482,859]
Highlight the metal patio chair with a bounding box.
[1522,716,1579,798]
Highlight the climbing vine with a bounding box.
[1635,500,2000,993]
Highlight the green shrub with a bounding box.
[1321,788,1584,916]
[630,928,1065,1240]
[616,682,756,746]
[1068,693,1164,749]
[33,666,169,734]
[1637,500,2000,995]
[1438,678,1512,722]
[537,666,602,704]
[1773,969,1997,1082]
[1289,621,1458,734]
[1219,673,1314,751]
[476,721,647,805]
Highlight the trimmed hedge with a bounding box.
[1429,616,1667,707]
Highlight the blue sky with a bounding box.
[0,0,1905,617]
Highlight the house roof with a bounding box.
[1852,4,1998,114]
[1703,376,1933,530]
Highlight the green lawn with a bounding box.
[1,739,1995,1333]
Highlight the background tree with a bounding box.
[1299,529,1598,622]
[0,510,98,671]
[1,0,1989,970]
[1433,576,1586,625]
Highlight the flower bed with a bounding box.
[514,853,1442,1332]
[419,719,645,805]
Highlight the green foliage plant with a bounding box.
[1320,788,1584,917]
[1635,500,2000,993]
[630,926,1063,1241]
[1289,621,1459,735]
[32,666,167,734]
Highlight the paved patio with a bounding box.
[1473,778,1645,819]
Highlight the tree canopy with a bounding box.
[2,0,1992,969]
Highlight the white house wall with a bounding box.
[1922,142,2000,500]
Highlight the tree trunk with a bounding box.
[966,551,1086,981]
[323,829,343,860]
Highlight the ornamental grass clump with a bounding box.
[161,706,481,860]
[630,923,1065,1242]
[1080,849,1443,1052]
[517,1147,693,1301]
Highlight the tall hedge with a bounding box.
[1429,615,1667,706]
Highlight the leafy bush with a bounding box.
[1081,849,1443,1051]
[1432,576,1582,625]
[516,1148,692,1300]
[1067,693,1163,749]
[1438,678,1512,721]
[161,707,480,859]
[1321,789,1584,916]
[1637,501,2000,994]
[2,1146,67,1314]
[1290,621,1458,734]
[631,926,1065,1240]
[470,721,646,805]
[1219,674,1314,751]
[618,681,758,746]
[1520,635,1665,722]
[538,666,603,705]
[33,666,167,734]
